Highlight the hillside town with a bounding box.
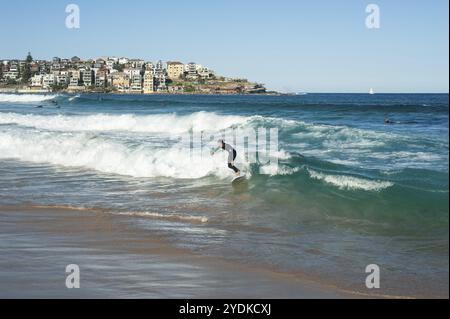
[0,53,268,94]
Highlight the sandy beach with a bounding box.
[0,205,362,299]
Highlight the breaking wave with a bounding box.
[0,93,58,103]
[0,127,249,179]
[0,111,249,133]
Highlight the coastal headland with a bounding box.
[0,53,277,95]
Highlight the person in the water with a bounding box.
[211,139,240,176]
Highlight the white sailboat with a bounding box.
[369,88,375,95]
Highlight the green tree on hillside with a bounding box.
[26,52,33,63]
[21,52,33,83]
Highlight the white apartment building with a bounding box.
[129,59,145,69]
[69,78,81,87]
[186,62,198,78]
[95,76,106,87]
[143,71,154,94]
[95,71,107,87]
[3,70,19,80]
[198,67,212,79]
[56,74,70,85]
[68,70,81,87]
[82,70,94,87]
[124,68,142,78]
[156,74,167,92]
[118,57,129,65]
[42,74,56,89]
[30,74,43,87]
[130,74,143,93]
[106,60,115,70]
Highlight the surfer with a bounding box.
[211,140,240,176]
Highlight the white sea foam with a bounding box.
[259,164,299,176]
[0,111,248,133]
[307,169,393,191]
[0,128,247,179]
[0,94,57,103]
[0,111,298,178]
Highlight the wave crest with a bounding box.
[0,128,247,179]
[0,111,248,133]
[307,168,393,191]
[0,94,57,103]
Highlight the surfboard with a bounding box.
[231,174,246,183]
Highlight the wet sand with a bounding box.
[0,206,360,299]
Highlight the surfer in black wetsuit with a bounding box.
[211,140,240,176]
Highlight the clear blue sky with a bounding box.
[1,0,448,92]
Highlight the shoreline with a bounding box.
[0,205,380,299]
